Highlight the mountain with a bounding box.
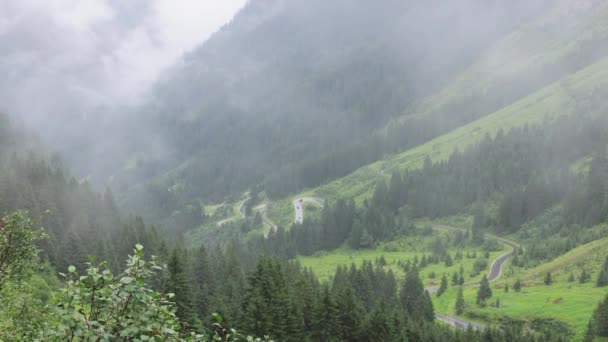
[96,0,554,226]
[0,113,162,272]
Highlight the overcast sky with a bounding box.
[0,0,246,126]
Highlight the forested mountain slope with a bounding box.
[303,56,608,203]
[0,114,161,272]
[106,0,554,225]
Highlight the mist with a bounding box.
[0,0,245,147]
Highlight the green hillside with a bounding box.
[434,234,608,339]
[299,56,608,205]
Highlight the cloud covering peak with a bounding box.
[0,0,245,127]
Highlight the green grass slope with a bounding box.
[434,233,608,340]
[294,56,608,205]
[407,0,608,121]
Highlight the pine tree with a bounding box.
[362,300,400,342]
[399,267,434,322]
[544,272,552,285]
[335,287,364,341]
[568,273,575,282]
[586,294,608,339]
[312,286,340,341]
[580,269,591,284]
[451,272,459,286]
[243,258,289,340]
[598,255,608,287]
[597,269,608,287]
[165,248,197,330]
[476,275,492,305]
[437,274,448,297]
[284,299,305,342]
[192,245,214,323]
[455,286,465,315]
[513,279,522,292]
[596,295,608,337]
[445,253,453,267]
[387,171,405,211]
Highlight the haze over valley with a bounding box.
[2,1,608,340]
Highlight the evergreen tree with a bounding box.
[598,255,608,287]
[513,279,522,292]
[387,171,405,211]
[437,274,448,297]
[586,294,608,339]
[165,248,197,330]
[544,272,552,285]
[444,254,453,267]
[362,300,400,342]
[399,267,434,322]
[242,258,289,340]
[451,272,459,286]
[476,275,492,305]
[192,245,214,323]
[335,287,364,341]
[471,204,485,245]
[580,269,591,284]
[455,286,465,315]
[284,299,305,342]
[312,286,340,341]
[597,269,608,287]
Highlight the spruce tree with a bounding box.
[597,269,608,287]
[192,245,214,323]
[455,286,465,315]
[544,272,552,285]
[476,275,492,305]
[596,295,608,337]
[335,287,364,341]
[312,286,340,341]
[513,279,522,292]
[165,248,197,330]
[580,269,590,284]
[437,274,448,297]
[586,294,608,339]
[399,267,434,322]
[451,272,459,286]
[285,299,305,342]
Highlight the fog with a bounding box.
[2,0,603,219]
[0,0,245,137]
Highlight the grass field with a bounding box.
[433,237,608,340]
[298,233,508,287]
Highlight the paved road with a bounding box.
[435,313,484,331]
[216,197,250,227]
[429,225,520,330]
[216,217,236,227]
[253,204,278,238]
[238,197,250,218]
[293,197,325,224]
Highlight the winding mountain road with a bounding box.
[265,198,518,331]
[253,204,278,238]
[429,225,520,330]
[293,197,325,224]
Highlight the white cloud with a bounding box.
[0,0,246,126]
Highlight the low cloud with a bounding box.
[0,0,245,129]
